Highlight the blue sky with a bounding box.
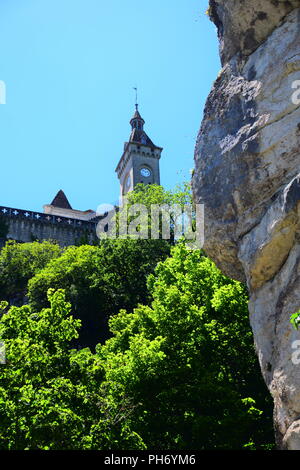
[0,0,220,212]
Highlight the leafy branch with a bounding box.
[290,310,300,330]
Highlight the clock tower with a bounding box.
[115,105,163,202]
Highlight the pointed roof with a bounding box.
[130,106,145,123]
[50,190,72,210]
[115,106,163,174]
[129,128,155,147]
[129,105,155,146]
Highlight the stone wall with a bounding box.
[192,0,300,449]
[0,206,98,247]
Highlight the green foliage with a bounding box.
[0,241,62,303]
[126,182,192,207]
[98,243,273,449]
[0,242,274,449]
[28,239,170,348]
[0,289,144,450]
[0,184,274,449]
[290,310,300,330]
[115,183,195,243]
[75,230,98,247]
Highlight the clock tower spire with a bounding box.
[115,105,163,202]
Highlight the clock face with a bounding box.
[140,168,151,178]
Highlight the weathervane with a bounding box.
[133,86,138,110]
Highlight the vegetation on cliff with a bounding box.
[0,185,274,449]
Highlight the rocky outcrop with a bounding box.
[192,1,300,449]
[209,0,300,65]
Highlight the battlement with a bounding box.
[0,205,100,247]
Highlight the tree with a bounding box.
[0,184,275,449]
[99,243,274,450]
[28,239,170,348]
[0,289,143,450]
[0,240,62,304]
[109,183,195,243]
[0,235,274,449]
[126,182,193,207]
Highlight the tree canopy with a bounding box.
[0,184,274,449]
[99,243,273,450]
[28,239,170,348]
[0,290,143,450]
[0,240,61,304]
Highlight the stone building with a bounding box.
[0,106,162,246]
[0,192,99,248]
[116,105,162,202]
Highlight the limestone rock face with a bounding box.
[209,0,300,65]
[192,3,300,449]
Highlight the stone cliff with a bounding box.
[192,0,300,449]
